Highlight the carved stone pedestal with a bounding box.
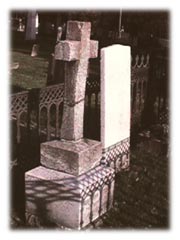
[41,139,102,176]
[25,165,115,229]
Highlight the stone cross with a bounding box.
[55,21,98,141]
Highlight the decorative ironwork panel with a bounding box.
[85,77,100,110]
[78,165,115,199]
[10,91,29,144]
[78,165,115,227]
[39,84,64,140]
[39,83,64,110]
[10,91,28,120]
[131,54,150,126]
[101,138,130,171]
[86,77,100,94]
[131,54,150,69]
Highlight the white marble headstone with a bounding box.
[101,44,131,149]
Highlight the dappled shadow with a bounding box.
[25,165,114,229]
[26,178,81,204]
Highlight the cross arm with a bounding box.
[54,41,80,61]
[55,40,98,61]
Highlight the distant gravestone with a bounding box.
[56,26,63,43]
[47,26,65,85]
[31,44,39,57]
[101,44,131,171]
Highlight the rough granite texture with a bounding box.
[25,165,115,229]
[55,41,80,61]
[60,97,85,141]
[54,21,98,141]
[41,139,102,176]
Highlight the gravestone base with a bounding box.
[25,165,115,229]
[41,139,102,176]
[101,138,130,173]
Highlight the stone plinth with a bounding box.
[41,139,102,176]
[25,165,115,229]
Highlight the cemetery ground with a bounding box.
[11,49,48,92]
[11,47,169,229]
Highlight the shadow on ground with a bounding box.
[95,142,169,229]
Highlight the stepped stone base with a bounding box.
[41,139,102,176]
[25,165,115,229]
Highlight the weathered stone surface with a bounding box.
[55,21,98,141]
[41,139,102,176]
[90,40,99,58]
[55,41,80,61]
[25,165,115,229]
[60,100,84,141]
[54,27,98,61]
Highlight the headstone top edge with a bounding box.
[67,20,91,25]
[101,44,131,51]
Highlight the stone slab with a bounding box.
[41,138,102,176]
[101,44,131,149]
[25,165,115,229]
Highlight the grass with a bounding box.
[99,144,169,229]
[11,51,48,91]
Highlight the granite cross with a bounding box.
[55,21,98,141]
